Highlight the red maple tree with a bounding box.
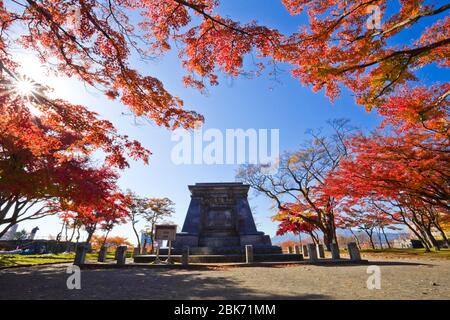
[0,66,149,237]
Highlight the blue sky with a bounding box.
[16,0,446,243]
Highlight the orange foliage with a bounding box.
[90,234,133,252]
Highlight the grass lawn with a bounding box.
[360,248,450,260]
[85,252,134,260]
[0,253,75,268]
[2,248,448,268]
[0,251,134,268]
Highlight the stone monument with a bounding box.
[172,183,280,254]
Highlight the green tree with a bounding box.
[126,193,175,254]
[143,198,175,253]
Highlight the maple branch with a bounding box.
[420,88,450,117]
[173,0,280,51]
[173,0,250,36]
[102,0,151,58]
[0,59,18,81]
[333,37,450,75]
[23,0,107,84]
[372,3,450,38]
[323,0,378,38]
[372,55,413,101]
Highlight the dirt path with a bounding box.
[1,258,449,299]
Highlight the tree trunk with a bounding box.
[150,223,156,253]
[322,227,336,251]
[349,228,361,249]
[86,229,95,245]
[309,231,319,245]
[414,213,440,250]
[424,226,440,251]
[66,226,76,252]
[68,226,76,242]
[434,223,450,248]
[331,214,339,248]
[76,227,81,243]
[54,221,66,253]
[64,222,69,242]
[377,229,384,249]
[407,224,431,252]
[297,232,303,248]
[412,216,438,251]
[364,229,376,249]
[322,215,338,251]
[74,226,81,253]
[413,221,433,250]
[430,211,450,248]
[381,227,391,249]
[101,230,111,249]
[0,222,15,239]
[385,208,431,251]
[142,238,148,253]
[322,232,329,248]
[132,222,141,254]
[85,223,97,247]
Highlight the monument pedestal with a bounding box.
[172,183,281,255]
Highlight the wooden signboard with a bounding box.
[154,224,177,241]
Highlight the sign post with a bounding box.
[152,240,162,264]
[166,240,173,264]
[153,224,177,265]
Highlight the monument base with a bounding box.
[168,245,281,255]
[172,231,279,255]
[133,253,302,264]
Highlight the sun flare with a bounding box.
[13,77,36,97]
[13,53,72,100]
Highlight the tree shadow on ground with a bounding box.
[365,260,433,266]
[218,260,433,269]
[304,260,433,267]
[0,265,329,300]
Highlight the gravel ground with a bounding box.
[1,258,449,300]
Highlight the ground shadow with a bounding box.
[365,260,433,267]
[206,260,433,268]
[299,260,433,268]
[0,265,330,300]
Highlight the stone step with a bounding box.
[133,253,303,264]
[164,246,282,255]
